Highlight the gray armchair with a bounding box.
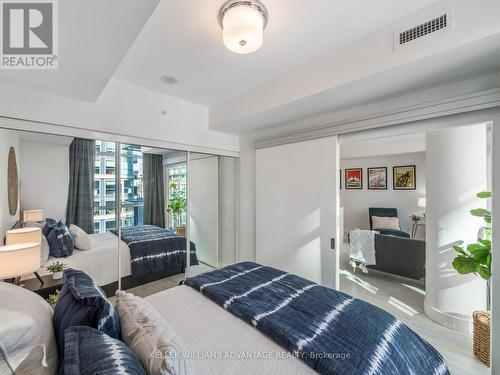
[369,207,410,238]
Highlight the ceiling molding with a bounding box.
[255,87,500,149]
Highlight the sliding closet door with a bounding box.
[256,136,339,289]
[188,153,219,268]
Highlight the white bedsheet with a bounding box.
[145,285,315,375]
[40,232,131,286]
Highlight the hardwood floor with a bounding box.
[339,243,488,375]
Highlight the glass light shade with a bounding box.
[6,227,42,245]
[23,209,44,222]
[417,198,426,208]
[0,243,41,279]
[222,5,264,54]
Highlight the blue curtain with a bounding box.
[66,138,95,234]
[143,153,165,227]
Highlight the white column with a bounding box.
[424,123,488,334]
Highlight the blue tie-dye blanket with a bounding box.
[112,225,198,278]
[184,262,450,375]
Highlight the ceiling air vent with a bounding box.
[398,14,448,46]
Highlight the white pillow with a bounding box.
[371,216,400,230]
[115,290,193,375]
[69,224,91,250]
[0,282,58,375]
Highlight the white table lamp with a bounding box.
[417,198,426,208]
[6,227,42,245]
[4,227,44,285]
[0,243,41,283]
[23,209,44,223]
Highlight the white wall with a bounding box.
[218,157,237,266]
[20,141,70,222]
[425,123,488,333]
[0,78,238,154]
[0,129,20,237]
[238,135,257,262]
[340,152,426,235]
[190,155,219,267]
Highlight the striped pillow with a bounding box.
[64,326,146,375]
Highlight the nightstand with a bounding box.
[21,274,65,299]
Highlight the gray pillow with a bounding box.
[0,282,58,375]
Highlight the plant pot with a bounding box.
[473,310,491,366]
[176,226,186,238]
[52,271,63,280]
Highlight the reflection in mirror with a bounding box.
[117,147,196,297]
[186,152,238,279]
[0,129,119,298]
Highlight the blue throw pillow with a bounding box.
[43,218,58,237]
[47,221,75,258]
[53,269,121,359]
[63,326,146,375]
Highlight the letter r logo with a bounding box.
[2,2,53,54]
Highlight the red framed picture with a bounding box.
[345,168,362,189]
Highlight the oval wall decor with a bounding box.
[7,146,19,216]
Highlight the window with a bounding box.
[167,164,186,230]
[93,141,144,233]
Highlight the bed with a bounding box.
[40,225,198,288]
[146,284,315,374]
[145,262,450,375]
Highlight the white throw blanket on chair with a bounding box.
[349,229,378,273]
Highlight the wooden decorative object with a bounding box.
[7,146,19,216]
[473,310,491,366]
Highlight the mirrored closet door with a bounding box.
[0,129,120,298]
[186,152,238,278]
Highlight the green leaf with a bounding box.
[477,191,492,199]
[484,217,492,224]
[452,256,479,275]
[452,245,466,255]
[478,239,491,248]
[467,243,485,253]
[471,248,490,263]
[470,208,491,218]
[477,265,491,280]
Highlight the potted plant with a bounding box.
[167,182,187,237]
[46,261,66,280]
[451,191,491,366]
[47,289,60,309]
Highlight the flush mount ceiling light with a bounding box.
[219,0,268,54]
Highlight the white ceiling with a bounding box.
[0,0,159,101]
[115,0,440,106]
[340,133,425,159]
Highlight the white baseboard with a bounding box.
[424,299,472,335]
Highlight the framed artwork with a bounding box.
[368,167,387,190]
[393,165,416,190]
[345,168,362,189]
[339,169,342,189]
